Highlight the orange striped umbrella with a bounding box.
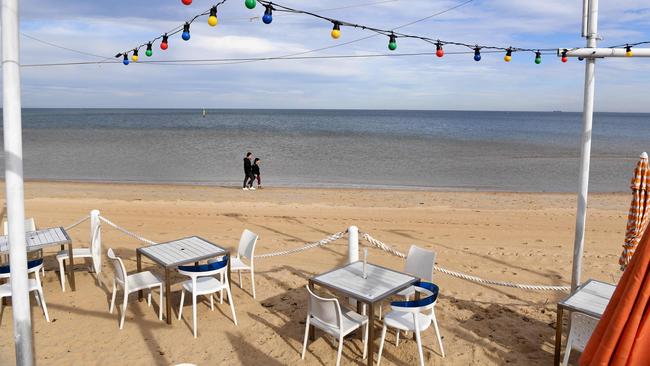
[619,152,650,271]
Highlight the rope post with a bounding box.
[90,210,101,273]
[348,225,359,264]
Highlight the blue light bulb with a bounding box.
[473,47,481,62]
[262,5,273,24]
[182,23,191,41]
[122,54,129,65]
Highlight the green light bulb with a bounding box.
[388,34,397,51]
[245,0,256,9]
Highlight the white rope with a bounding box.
[98,216,157,245]
[64,215,90,231]
[254,230,348,259]
[361,233,570,292]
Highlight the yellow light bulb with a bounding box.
[132,54,139,62]
[331,29,341,39]
[504,55,512,62]
[208,15,218,27]
[626,46,633,57]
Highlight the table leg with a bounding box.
[137,251,143,301]
[357,300,364,340]
[367,302,375,366]
[165,268,172,325]
[67,242,76,291]
[308,279,315,341]
[554,306,563,366]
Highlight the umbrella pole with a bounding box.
[2,0,35,364]
[571,0,599,292]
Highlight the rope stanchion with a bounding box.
[98,216,157,245]
[361,232,571,292]
[64,215,90,231]
[254,230,348,259]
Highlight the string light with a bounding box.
[436,41,444,57]
[182,0,192,5]
[182,23,191,41]
[208,6,218,26]
[262,4,273,24]
[245,0,256,9]
[625,45,633,57]
[331,22,341,39]
[504,47,512,62]
[534,50,541,64]
[473,46,481,61]
[161,34,169,50]
[388,33,397,51]
[561,49,568,63]
[122,53,129,65]
[131,49,139,62]
[146,43,153,57]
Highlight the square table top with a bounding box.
[0,227,71,254]
[137,236,228,268]
[559,279,616,318]
[311,261,419,304]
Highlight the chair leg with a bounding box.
[119,292,128,329]
[109,282,117,313]
[192,293,197,338]
[220,289,223,304]
[432,309,445,358]
[377,325,388,366]
[178,289,185,320]
[363,321,369,359]
[562,329,575,366]
[415,328,425,366]
[158,285,163,321]
[36,289,50,322]
[396,328,400,347]
[238,270,242,288]
[58,258,66,292]
[251,269,256,299]
[335,335,344,366]
[378,302,382,320]
[225,285,238,326]
[210,294,214,311]
[301,317,311,360]
[147,290,152,307]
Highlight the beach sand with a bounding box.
[0,182,628,365]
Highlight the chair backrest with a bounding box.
[237,229,258,261]
[0,258,44,279]
[390,281,439,314]
[106,248,127,287]
[405,245,436,282]
[569,312,599,352]
[3,218,36,235]
[306,285,342,330]
[178,256,229,279]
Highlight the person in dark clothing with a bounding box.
[252,158,262,189]
[243,152,255,190]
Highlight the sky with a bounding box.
[5,0,650,111]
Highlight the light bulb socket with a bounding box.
[332,22,340,32]
[210,6,217,17]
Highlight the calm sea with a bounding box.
[1,108,648,192]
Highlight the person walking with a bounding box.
[252,158,262,189]
[243,152,255,190]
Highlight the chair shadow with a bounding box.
[225,331,286,366]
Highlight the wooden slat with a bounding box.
[559,279,616,318]
[139,237,226,267]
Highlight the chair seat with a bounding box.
[181,277,225,295]
[230,257,250,271]
[384,311,432,332]
[311,309,368,338]
[57,248,92,260]
[126,271,162,292]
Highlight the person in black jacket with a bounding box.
[243,152,255,190]
[252,158,262,189]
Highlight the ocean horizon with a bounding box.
[1,108,648,192]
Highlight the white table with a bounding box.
[554,279,616,365]
[0,227,77,291]
[137,236,229,324]
[310,262,419,366]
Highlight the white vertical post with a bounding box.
[2,0,35,364]
[348,226,359,263]
[90,210,101,273]
[572,0,599,292]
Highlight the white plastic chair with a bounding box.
[3,218,44,277]
[377,282,445,366]
[57,224,101,292]
[230,229,258,299]
[0,259,50,322]
[177,257,237,338]
[301,285,369,366]
[562,312,599,366]
[107,248,163,329]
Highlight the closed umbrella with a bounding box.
[580,218,650,365]
[619,152,650,271]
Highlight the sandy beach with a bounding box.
[0,181,628,365]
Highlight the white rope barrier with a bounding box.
[254,230,347,259]
[64,215,90,231]
[98,216,157,245]
[361,233,571,292]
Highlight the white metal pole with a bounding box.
[2,0,35,364]
[90,209,101,273]
[348,226,359,263]
[571,0,599,292]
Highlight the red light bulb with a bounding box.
[182,0,192,5]
[161,34,169,50]
[561,56,568,63]
[435,42,444,58]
